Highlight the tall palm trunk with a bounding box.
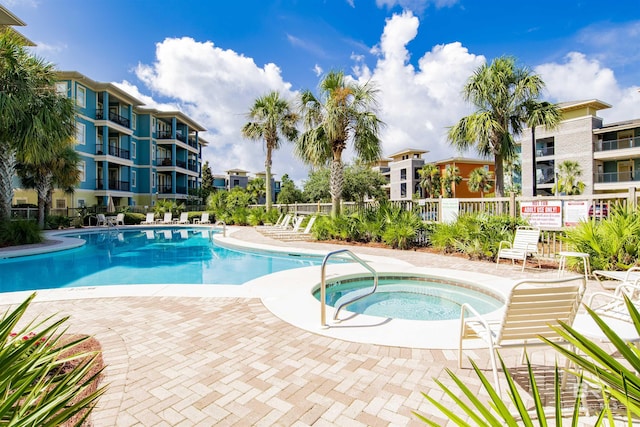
[0,147,17,221]
[329,157,343,217]
[494,154,504,197]
[36,171,52,229]
[265,148,273,211]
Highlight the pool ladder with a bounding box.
[320,249,378,327]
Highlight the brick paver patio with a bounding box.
[2,227,610,426]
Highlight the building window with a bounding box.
[55,199,66,209]
[132,171,137,188]
[152,145,156,161]
[400,183,407,197]
[55,82,68,96]
[400,168,407,180]
[414,168,420,180]
[132,112,137,130]
[131,141,136,159]
[78,161,86,182]
[78,199,85,208]
[76,85,86,108]
[152,172,156,189]
[75,122,86,145]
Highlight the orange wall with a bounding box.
[437,161,495,198]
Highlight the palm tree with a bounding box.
[246,177,265,204]
[448,56,547,197]
[418,164,441,198]
[553,160,585,195]
[17,145,80,228]
[0,29,76,221]
[296,70,383,216]
[441,165,461,198]
[241,91,298,211]
[467,167,493,198]
[526,100,561,196]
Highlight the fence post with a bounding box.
[509,192,516,219]
[629,187,637,211]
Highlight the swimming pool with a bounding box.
[0,228,325,293]
[314,275,503,321]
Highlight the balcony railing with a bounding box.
[96,179,130,191]
[95,144,130,160]
[159,157,172,166]
[157,130,173,139]
[176,186,187,194]
[595,136,640,152]
[188,161,198,172]
[158,185,173,194]
[188,137,198,149]
[176,133,187,143]
[595,170,640,183]
[176,160,187,169]
[95,109,130,128]
[535,147,555,157]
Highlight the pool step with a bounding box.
[333,286,376,321]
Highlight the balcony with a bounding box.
[535,146,555,157]
[96,109,130,128]
[176,133,187,143]
[159,157,172,166]
[595,170,639,184]
[188,161,198,172]
[188,137,198,149]
[176,186,187,194]
[176,159,187,169]
[96,179,130,191]
[158,185,173,194]
[157,130,173,139]
[595,136,640,152]
[95,144,130,160]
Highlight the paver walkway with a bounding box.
[3,227,609,426]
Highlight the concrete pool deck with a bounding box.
[0,226,612,426]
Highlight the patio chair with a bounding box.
[194,212,211,224]
[96,214,108,226]
[459,276,586,394]
[267,216,317,241]
[141,212,156,225]
[114,213,125,226]
[496,226,541,271]
[159,212,173,224]
[593,266,640,290]
[176,212,189,224]
[571,281,640,343]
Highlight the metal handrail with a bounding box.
[320,249,378,327]
[214,220,226,237]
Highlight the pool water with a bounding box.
[0,228,323,293]
[315,278,503,321]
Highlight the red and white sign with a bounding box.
[520,200,563,229]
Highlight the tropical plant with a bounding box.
[553,160,586,196]
[276,174,304,204]
[17,145,80,229]
[0,293,106,425]
[467,167,493,198]
[242,91,299,211]
[418,164,441,198]
[563,205,640,271]
[441,165,461,198]
[246,177,266,204]
[0,219,42,246]
[525,100,561,196]
[0,30,77,221]
[417,296,640,425]
[448,56,548,196]
[296,70,383,216]
[154,199,185,216]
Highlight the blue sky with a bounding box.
[6,0,640,183]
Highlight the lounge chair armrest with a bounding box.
[498,240,512,251]
[624,266,640,281]
[587,291,624,307]
[614,281,640,298]
[525,242,539,253]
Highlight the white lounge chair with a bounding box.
[176,212,189,224]
[459,276,585,394]
[141,213,156,225]
[593,266,640,290]
[267,216,317,241]
[571,282,640,343]
[194,212,211,224]
[159,212,173,224]
[496,226,541,271]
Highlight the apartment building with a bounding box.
[434,157,495,198]
[519,99,640,196]
[13,71,207,211]
[387,148,427,200]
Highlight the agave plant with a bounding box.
[417,296,640,425]
[0,293,106,426]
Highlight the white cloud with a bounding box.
[133,37,302,181]
[113,81,179,111]
[360,11,484,161]
[535,52,640,122]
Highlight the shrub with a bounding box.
[0,293,106,425]
[248,207,267,226]
[45,215,71,229]
[0,220,43,246]
[382,223,416,249]
[124,212,146,225]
